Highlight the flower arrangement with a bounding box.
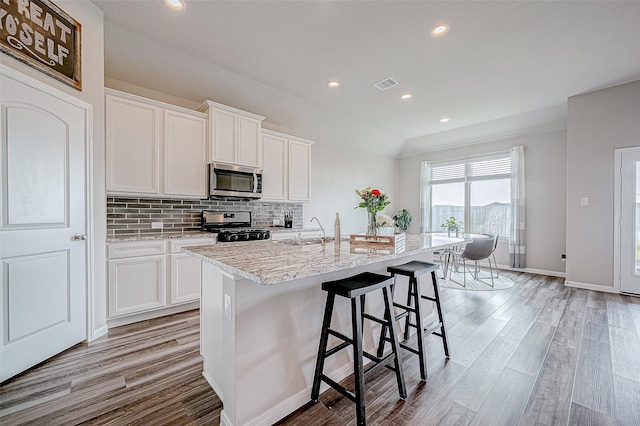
[355,187,391,235]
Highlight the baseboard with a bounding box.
[91,325,109,341]
[202,370,224,402]
[479,261,566,278]
[220,410,233,426]
[106,302,199,328]
[565,280,617,293]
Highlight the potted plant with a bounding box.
[441,216,463,237]
[393,209,412,233]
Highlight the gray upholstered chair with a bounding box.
[450,234,499,287]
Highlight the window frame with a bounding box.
[428,152,511,239]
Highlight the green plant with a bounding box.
[441,216,463,230]
[393,209,412,231]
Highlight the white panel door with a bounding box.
[237,116,261,167]
[1,73,87,382]
[211,109,236,164]
[164,110,207,197]
[106,95,161,194]
[261,133,288,200]
[618,148,640,295]
[288,140,312,201]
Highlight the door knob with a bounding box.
[72,234,87,241]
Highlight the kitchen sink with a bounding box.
[273,237,349,246]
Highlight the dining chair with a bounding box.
[450,235,498,287]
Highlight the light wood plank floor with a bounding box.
[2,271,640,425]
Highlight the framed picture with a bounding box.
[0,0,81,90]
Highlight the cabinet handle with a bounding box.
[72,234,87,241]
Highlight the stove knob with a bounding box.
[262,232,270,240]
[230,234,238,241]
[256,233,263,240]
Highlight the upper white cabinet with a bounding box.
[261,129,314,202]
[106,89,208,198]
[198,100,265,168]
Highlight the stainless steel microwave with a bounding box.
[208,162,262,199]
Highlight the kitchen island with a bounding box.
[184,234,466,426]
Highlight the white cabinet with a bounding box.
[199,100,265,168]
[261,129,314,202]
[107,237,216,325]
[106,95,161,194]
[164,110,208,197]
[106,89,208,198]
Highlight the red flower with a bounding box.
[371,189,381,196]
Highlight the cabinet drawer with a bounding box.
[170,238,217,253]
[108,241,167,259]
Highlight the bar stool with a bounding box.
[377,261,450,381]
[311,272,406,426]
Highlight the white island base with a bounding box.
[202,254,439,426]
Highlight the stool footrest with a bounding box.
[394,311,410,321]
[319,374,356,403]
[362,313,387,326]
[328,328,352,345]
[393,302,415,313]
[325,341,351,358]
[399,342,420,356]
[421,295,436,302]
[424,322,443,336]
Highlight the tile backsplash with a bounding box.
[106,196,303,238]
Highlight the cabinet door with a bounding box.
[164,110,207,197]
[261,133,288,200]
[108,255,166,318]
[237,116,261,167]
[211,109,236,164]
[171,254,201,304]
[106,95,161,194]
[289,140,312,201]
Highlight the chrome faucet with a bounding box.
[310,217,326,242]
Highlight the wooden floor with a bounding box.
[2,271,640,425]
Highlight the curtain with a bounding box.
[509,146,526,268]
[419,161,431,233]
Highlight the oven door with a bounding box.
[209,163,262,199]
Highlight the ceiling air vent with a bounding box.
[373,77,399,91]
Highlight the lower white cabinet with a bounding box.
[107,237,216,325]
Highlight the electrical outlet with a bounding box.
[580,197,589,206]
[151,222,163,229]
[273,219,281,226]
[224,294,232,321]
[561,254,566,262]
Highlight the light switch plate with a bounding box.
[151,222,163,229]
[580,197,589,206]
[273,219,281,225]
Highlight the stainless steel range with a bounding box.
[201,211,270,242]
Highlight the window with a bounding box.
[426,155,511,237]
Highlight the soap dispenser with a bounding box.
[334,212,341,242]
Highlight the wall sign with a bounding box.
[0,0,81,90]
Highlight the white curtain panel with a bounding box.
[419,161,432,233]
[509,146,526,268]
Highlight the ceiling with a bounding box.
[92,1,640,155]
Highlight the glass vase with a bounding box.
[367,211,378,235]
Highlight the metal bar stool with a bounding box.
[377,260,450,381]
[311,272,407,426]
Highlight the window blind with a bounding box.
[431,155,510,184]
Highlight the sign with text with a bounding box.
[0,0,81,90]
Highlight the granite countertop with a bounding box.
[107,231,215,243]
[184,234,468,286]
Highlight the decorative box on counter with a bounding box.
[349,232,406,254]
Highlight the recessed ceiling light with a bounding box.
[431,24,450,37]
[327,80,340,88]
[401,93,413,100]
[164,0,186,11]
[440,117,450,122]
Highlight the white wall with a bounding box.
[0,1,106,337]
[396,129,567,275]
[566,80,640,289]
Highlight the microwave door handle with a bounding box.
[253,173,257,193]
